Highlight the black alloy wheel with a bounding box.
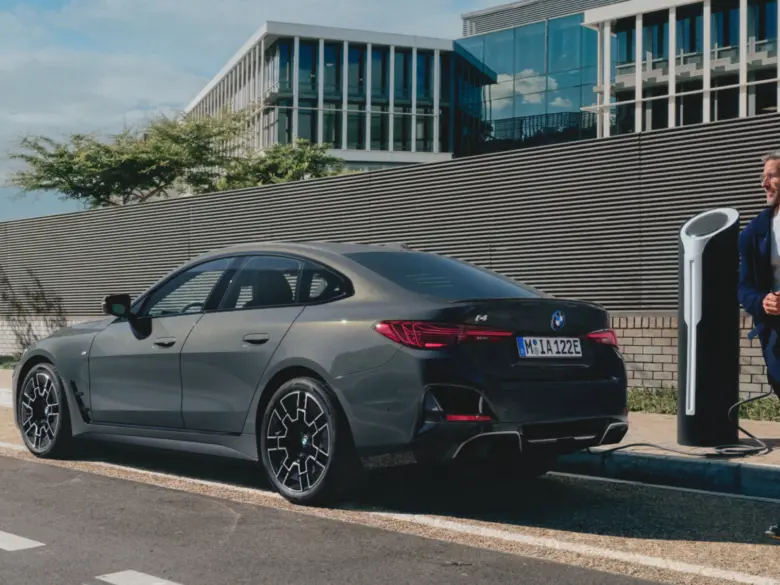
[259,377,361,506]
[18,362,73,458]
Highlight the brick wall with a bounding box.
[612,312,771,398]
[0,312,773,399]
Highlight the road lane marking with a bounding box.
[0,389,10,408]
[96,571,184,585]
[366,512,780,585]
[0,530,45,551]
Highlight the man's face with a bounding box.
[762,159,780,207]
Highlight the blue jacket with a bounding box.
[738,205,780,382]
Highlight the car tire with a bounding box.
[259,377,362,507]
[17,362,74,459]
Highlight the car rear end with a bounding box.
[342,249,628,465]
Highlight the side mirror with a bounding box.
[102,294,132,318]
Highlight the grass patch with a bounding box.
[629,387,780,422]
[0,356,17,370]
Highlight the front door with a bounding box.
[89,257,234,428]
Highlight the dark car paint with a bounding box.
[13,241,628,466]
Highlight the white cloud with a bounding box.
[549,96,573,108]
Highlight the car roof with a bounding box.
[195,241,415,261]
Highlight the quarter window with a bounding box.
[301,263,348,303]
[141,258,232,318]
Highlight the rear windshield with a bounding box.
[344,251,544,301]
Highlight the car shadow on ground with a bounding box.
[70,439,780,547]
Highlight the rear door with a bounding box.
[180,254,305,434]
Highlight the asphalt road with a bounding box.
[1,401,779,585]
[0,455,660,585]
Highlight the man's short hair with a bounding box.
[763,151,780,163]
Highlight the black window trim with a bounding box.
[207,252,354,315]
[125,251,355,321]
[129,256,242,321]
[214,253,304,313]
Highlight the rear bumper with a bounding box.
[339,345,628,460]
[411,414,628,463]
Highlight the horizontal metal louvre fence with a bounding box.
[461,0,624,36]
[0,113,778,317]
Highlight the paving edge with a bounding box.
[554,449,780,500]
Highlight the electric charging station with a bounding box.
[677,207,741,447]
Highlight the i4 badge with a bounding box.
[551,310,565,331]
[475,314,488,323]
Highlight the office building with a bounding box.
[459,0,779,151]
[186,1,780,163]
[184,22,467,171]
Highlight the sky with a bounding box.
[0,0,497,222]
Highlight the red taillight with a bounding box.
[585,329,619,348]
[445,414,492,422]
[374,321,513,349]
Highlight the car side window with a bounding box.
[219,255,302,311]
[300,262,348,303]
[140,258,232,318]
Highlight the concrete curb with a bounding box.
[555,449,780,500]
[0,389,10,408]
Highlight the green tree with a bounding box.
[6,107,347,208]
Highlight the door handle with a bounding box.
[243,333,270,345]
[153,337,176,348]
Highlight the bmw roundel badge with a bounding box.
[551,310,565,331]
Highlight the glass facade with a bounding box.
[590,0,778,136]
[453,13,600,156]
[258,36,453,157]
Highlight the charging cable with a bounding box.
[589,389,775,459]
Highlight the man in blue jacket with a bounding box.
[737,151,780,541]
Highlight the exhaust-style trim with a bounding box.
[451,431,523,459]
[598,422,628,445]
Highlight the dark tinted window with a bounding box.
[300,262,348,303]
[345,251,543,300]
[141,258,232,318]
[220,256,301,311]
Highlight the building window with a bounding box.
[394,49,413,102]
[348,44,367,100]
[322,104,342,148]
[371,46,391,102]
[323,42,343,100]
[262,104,293,146]
[514,22,546,79]
[298,40,319,98]
[347,105,366,149]
[416,108,434,152]
[548,14,582,74]
[393,107,412,151]
[297,99,318,143]
[416,50,435,102]
[264,39,293,95]
[371,106,390,150]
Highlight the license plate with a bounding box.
[517,336,582,358]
